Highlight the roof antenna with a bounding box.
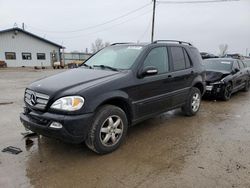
[22,23,25,30]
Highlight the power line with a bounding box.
[157,0,240,4]
[28,2,152,33]
[138,18,152,42]
[45,9,152,40]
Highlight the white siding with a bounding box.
[0,30,61,67]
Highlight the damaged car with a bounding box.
[204,58,250,100]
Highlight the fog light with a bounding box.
[50,122,63,129]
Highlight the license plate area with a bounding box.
[206,86,213,91]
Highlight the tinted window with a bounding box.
[204,59,233,72]
[244,60,250,67]
[183,49,191,68]
[143,47,169,74]
[232,61,240,70]
[238,61,245,69]
[170,47,186,71]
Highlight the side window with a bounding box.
[183,49,191,68]
[233,61,240,69]
[170,47,186,71]
[238,61,244,69]
[143,47,169,74]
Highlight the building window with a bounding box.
[22,53,32,60]
[37,53,46,60]
[5,52,16,60]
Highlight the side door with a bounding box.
[133,46,174,119]
[238,60,248,88]
[231,61,242,91]
[168,46,193,107]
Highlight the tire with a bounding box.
[222,82,232,101]
[182,87,201,116]
[85,105,128,154]
[242,79,250,92]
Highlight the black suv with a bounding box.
[20,40,205,154]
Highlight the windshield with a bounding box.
[84,45,144,70]
[203,59,233,72]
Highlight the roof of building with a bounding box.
[0,27,64,48]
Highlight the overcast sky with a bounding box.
[0,0,249,55]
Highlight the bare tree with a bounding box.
[91,38,110,53]
[219,44,228,57]
[104,42,110,47]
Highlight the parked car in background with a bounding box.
[204,58,250,100]
[224,53,243,60]
[20,40,205,154]
[200,52,218,59]
[243,59,250,67]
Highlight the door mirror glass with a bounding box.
[140,66,158,77]
[234,68,240,73]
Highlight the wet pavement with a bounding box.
[0,68,250,188]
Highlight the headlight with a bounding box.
[51,96,84,111]
[212,81,223,85]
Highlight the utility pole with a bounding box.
[151,0,156,43]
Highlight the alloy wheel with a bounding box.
[191,93,201,112]
[99,115,124,147]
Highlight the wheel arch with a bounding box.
[91,91,133,126]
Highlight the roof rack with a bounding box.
[110,42,134,46]
[153,40,192,46]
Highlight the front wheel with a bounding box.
[222,82,232,101]
[182,87,201,116]
[85,105,128,154]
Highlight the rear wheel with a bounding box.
[222,82,232,101]
[182,87,201,116]
[85,105,128,154]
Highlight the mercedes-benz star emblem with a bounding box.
[30,93,37,105]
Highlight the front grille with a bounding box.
[24,89,50,110]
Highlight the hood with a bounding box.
[29,68,120,95]
[205,69,231,83]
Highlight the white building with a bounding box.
[0,27,63,67]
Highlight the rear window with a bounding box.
[190,48,202,64]
[170,47,186,71]
[244,60,250,67]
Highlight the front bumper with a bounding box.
[205,83,224,97]
[20,108,94,143]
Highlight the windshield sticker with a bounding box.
[127,46,142,50]
[221,61,231,64]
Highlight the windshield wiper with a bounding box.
[93,65,118,71]
[81,64,92,69]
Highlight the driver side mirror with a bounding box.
[139,66,158,78]
[233,68,240,73]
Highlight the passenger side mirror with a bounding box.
[139,66,158,77]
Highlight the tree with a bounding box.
[91,38,110,53]
[219,44,228,57]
